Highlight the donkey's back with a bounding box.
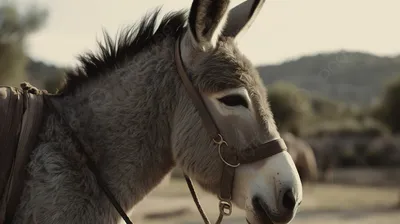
[0,84,45,223]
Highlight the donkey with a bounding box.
[11,0,302,223]
[282,132,318,182]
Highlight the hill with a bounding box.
[257,51,400,105]
[24,51,400,105]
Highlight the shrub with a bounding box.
[304,116,390,138]
[267,82,312,135]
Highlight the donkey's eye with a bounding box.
[218,94,249,108]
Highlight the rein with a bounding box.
[16,83,133,224]
[43,95,134,224]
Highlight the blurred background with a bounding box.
[1,0,399,223]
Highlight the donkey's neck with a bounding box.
[55,38,178,211]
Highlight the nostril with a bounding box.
[282,189,296,211]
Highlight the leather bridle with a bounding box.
[174,35,288,223]
[29,33,287,224]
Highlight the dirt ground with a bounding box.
[128,177,400,224]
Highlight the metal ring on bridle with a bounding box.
[213,134,240,168]
[219,200,233,216]
[213,134,226,145]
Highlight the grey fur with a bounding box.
[12,4,280,224]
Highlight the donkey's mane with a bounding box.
[60,8,187,94]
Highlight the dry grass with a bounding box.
[129,176,400,224]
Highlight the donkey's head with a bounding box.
[171,0,302,223]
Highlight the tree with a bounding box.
[0,2,48,85]
[372,75,400,133]
[267,82,312,135]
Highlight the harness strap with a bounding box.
[43,95,133,224]
[0,84,44,223]
[174,34,221,141]
[175,36,230,223]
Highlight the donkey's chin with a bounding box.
[244,195,279,224]
[245,209,274,224]
[245,202,298,224]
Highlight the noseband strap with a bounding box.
[174,35,287,223]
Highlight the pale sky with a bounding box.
[13,0,400,67]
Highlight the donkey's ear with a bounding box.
[186,0,231,51]
[222,0,265,40]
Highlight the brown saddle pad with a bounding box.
[0,85,45,223]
